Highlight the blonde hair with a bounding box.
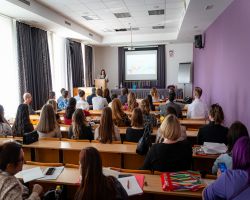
[128,92,137,111]
[150,87,159,99]
[36,104,58,133]
[160,114,181,141]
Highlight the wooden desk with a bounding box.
[179,119,208,129]
[17,164,205,199]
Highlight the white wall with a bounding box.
[93,43,193,96]
[166,43,193,97]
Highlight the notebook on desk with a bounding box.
[118,176,143,196]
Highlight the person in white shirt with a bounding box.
[92,88,108,110]
[74,89,82,101]
[187,87,208,119]
[76,90,89,110]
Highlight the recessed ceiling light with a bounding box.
[114,12,131,18]
[205,5,214,10]
[193,26,199,29]
[82,15,100,20]
[148,9,165,16]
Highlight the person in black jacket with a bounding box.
[197,104,228,145]
[141,114,192,172]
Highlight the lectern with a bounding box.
[95,79,107,90]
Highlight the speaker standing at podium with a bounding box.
[98,69,109,82]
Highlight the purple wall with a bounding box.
[194,0,250,130]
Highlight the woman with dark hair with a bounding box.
[0,105,12,136]
[146,95,155,111]
[212,121,249,174]
[99,69,109,82]
[12,104,34,136]
[203,136,250,199]
[111,99,130,127]
[140,99,157,127]
[68,109,93,140]
[197,104,228,145]
[125,108,144,142]
[0,142,43,199]
[94,107,120,143]
[104,88,112,104]
[64,97,77,125]
[36,104,61,138]
[75,147,128,200]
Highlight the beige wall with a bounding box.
[93,43,193,96]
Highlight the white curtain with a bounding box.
[0,15,19,119]
[47,32,68,99]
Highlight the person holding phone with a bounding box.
[203,136,250,199]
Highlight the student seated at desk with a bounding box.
[86,87,96,106]
[76,90,89,111]
[92,89,108,110]
[0,142,43,199]
[36,104,61,138]
[187,87,208,119]
[197,104,228,145]
[203,136,250,200]
[212,121,249,174]
[156,106,187,143]
[112,99,130,127]
[127,92,138,111]
[104,88,112,104]
[146,94,155,111]
[0,105,12,136]
[75,147,128,200]
[47,99,61,124]
[140,99,157,127]
[108,94,118,108]
[94,107,120,143]
[150,87,160,102]
[159,90,182,118]
[12,104,34,137]
[68,109,93,140]
[141,114,192,172]
[58,90,69,110]
[125,108,144,143]
[64,97,77,125]
[118,88,128,105]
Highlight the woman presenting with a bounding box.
[99,69,109,82]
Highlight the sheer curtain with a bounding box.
[47,32,68,98]
[0,16,19,119]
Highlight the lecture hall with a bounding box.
[0,0,250,199]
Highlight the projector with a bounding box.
[127,46,135,51]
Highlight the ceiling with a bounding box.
[0,0,234,45]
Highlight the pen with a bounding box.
[127,180,130,189]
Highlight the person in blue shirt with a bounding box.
[58,90,69,110]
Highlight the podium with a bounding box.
[95,79,107,90]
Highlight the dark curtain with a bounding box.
[85,45,93,87]
[16,22,52,110]
[66,39,84,96]
[118,45,166,88]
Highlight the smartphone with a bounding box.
[45,167,55,175]
[218,162,227,173]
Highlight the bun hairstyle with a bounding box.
[209,104,224,124]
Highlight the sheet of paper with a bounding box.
[39,166,64,180]
[202,142,227,154]
[21,167,44,183]
[118,176,143,196]
[103,167,120,178]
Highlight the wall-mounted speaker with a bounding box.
[194,35,203,49]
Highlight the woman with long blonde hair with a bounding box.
[111,99,130,127]
[36,104,61,138]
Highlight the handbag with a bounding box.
[23,130,39,145]
[136,123,152,155]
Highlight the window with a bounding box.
[0,15,19,119]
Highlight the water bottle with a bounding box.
[120,82,123,89]
[55,185,62,200]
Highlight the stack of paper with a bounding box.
[20,167,44,183]
[118,176,143,196]
[202,142,227,154]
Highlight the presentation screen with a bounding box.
[125,50,157,81]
